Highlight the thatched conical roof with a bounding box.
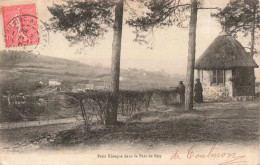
[195,34,259,69]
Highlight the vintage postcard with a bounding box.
[0,0,259,164]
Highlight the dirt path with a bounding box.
[0,122,79,149]
[0,114,128,130]
[0,117,78,130]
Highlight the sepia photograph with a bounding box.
[0,0,259,164]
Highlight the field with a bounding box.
[0,51,183,95]
[0,100,258,152]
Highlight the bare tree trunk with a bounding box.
[185,0,198,111]
[250,4,256,58]
[106,0,124,125]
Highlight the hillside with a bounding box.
[0,50,184,94]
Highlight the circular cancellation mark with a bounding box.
[4,14,49,55]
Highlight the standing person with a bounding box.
[194,78,203,103]
[177,81,185,106]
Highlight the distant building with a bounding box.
[94,85,106,90]
[1,95,9,105]
[86,83,94,90]
[195,31,258,101]
[3,93,26,105]
[16,93,25,104]
[49,79,61,86]
[72,83,94,92]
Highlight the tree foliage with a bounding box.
[212,0,259,36]
[211,0,260,53]
[48,0,195,46]
[126,0,194,44]
[48,0,116,47]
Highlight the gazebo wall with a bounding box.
[197,70,233,101]
[232,67,256,96]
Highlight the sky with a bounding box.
[0,0,259,80]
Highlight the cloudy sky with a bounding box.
[0,0,259,80]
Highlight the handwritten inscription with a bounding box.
[170,144,247,165]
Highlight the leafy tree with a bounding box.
[48,0,115,47]
[211,0,260,57]
[48,0,125,125]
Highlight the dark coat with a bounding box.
[177,84,185,95]
[177,84,185,105]
[194,82,203,103]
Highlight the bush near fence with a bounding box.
[118,90,154,116]
[64,88,180,129]
[0,88,180,124]
[151,88,180,106]
[65,90,114,128]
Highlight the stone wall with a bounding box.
[196,70,233,101]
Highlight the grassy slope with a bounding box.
[0,51,183,94]
[76,101,259,146]
[0,101,258,151]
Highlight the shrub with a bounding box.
[153,88,179,105]
[65,90,114,132]
[118,90,153,116]
[64,88,179,126]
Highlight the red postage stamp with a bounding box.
[1,4,39,47]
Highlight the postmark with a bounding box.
[4,14,39,47]
[1,4,49,54]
